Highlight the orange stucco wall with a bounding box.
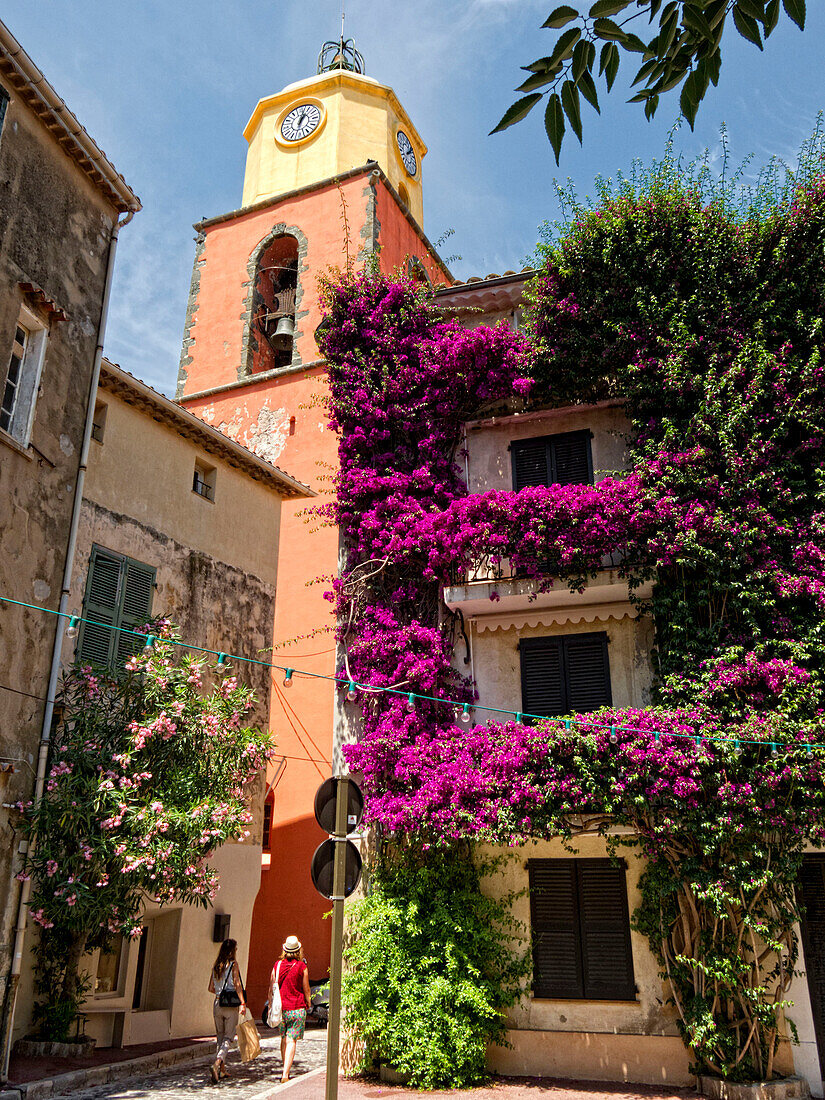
[179,168,447,1009]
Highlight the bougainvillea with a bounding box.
[19,621,274,1040]
[318,146,825,1082]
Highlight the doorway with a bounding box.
[799,855,825,1076]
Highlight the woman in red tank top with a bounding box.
[268,935,311,1083]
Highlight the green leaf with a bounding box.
[490,93,543,134]
[578,69,601,111]
[682,4,714,38]
[680,67,705,127]
[542,5,579,28]
[736,0,768,20]
[561,79,583,142]
[707,48,722,85]
[644,93,660,119]
[572,38,596,80]
[782,0,805,29]
[522,55,556,73]
[588,0,630,16]
[600,41,621,89]
[549,26,583,65]
[544,92,566,163]
[764,0,780,33]
[518,67,563,92]
[593,16,627,40]
[623,32,650,53]
[733,5,764,46]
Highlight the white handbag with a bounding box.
[266,961,283,1028]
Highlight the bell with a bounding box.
[267,315,294,353]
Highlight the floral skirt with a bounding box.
[279,1008,306,1040]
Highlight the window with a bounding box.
[91,402,108,443]
[520,633,611,719]
[1,305,48,445]
[529,858,635,1000]
[0,85,8,142]
[94,935,123,995]
[193,460,216,501]
[262,801,273,852]
[76,547,155,670]
[511,430,593,491]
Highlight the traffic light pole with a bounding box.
[324,776,349,1100]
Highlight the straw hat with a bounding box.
[283,935,302,953]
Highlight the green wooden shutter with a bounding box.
[529,859,584,997]
[115,559,155,666]
[77,548,122,667]
[76,548,155,671]
[578,860,635,999]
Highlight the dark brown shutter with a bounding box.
[520,638,565,718]
[578,860,635,999]
[551,431,593,485]
[799,856,825,1075]
[512,437,550,491]
[565,633,612,713]
[529,860,583,998]
[512,431,593,492]
[529,859,636,1002]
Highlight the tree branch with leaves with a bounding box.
[492,0,806,162]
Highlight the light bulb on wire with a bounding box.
[460,704,471,725]
[143,634,155,653]
[346,681,358,702]
[283,668,293,689]
[216,654,229,675]
[65,616,79,639]
[406,692,416,711]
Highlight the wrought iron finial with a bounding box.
[317,36,365,74]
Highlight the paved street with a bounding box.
[50,1031,326,1100]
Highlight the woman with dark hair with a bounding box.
[268,935,311,1083]
[208,938,246,1083]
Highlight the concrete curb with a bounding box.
[15,1041,215,1099]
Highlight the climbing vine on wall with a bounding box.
[317,135,825,1082]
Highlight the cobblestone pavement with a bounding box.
[50,1030,327,1100]
[284,1075,701,1100]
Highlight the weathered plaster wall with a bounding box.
[0,79,119,998]
[466,403,631,494]
[83,389,281,587]
[476,837,692,1085]
[469,614,654,719]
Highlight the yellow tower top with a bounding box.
[241,58,426,225]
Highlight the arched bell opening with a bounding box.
[251,235,299,372]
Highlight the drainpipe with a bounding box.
[0,207,135,1081]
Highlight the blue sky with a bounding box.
[3,1,824,394]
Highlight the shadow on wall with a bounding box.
[246,812,332,1012]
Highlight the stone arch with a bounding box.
[239,223,309,379]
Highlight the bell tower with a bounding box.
[241,36,426,224]
[175,38,449,1009]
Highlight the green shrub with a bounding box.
[342,844,529,1089]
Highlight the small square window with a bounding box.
[193,460,216,501]
[91,402,107,443]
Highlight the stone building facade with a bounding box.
[0,19,140,1071]
[10,359,311,1048]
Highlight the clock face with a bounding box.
[396,130,417,177]
[281,103,322,143]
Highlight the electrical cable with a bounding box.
[1,593,822,753]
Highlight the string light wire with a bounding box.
[1,594,822,753]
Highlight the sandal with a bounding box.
[210,1061,220,1084]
